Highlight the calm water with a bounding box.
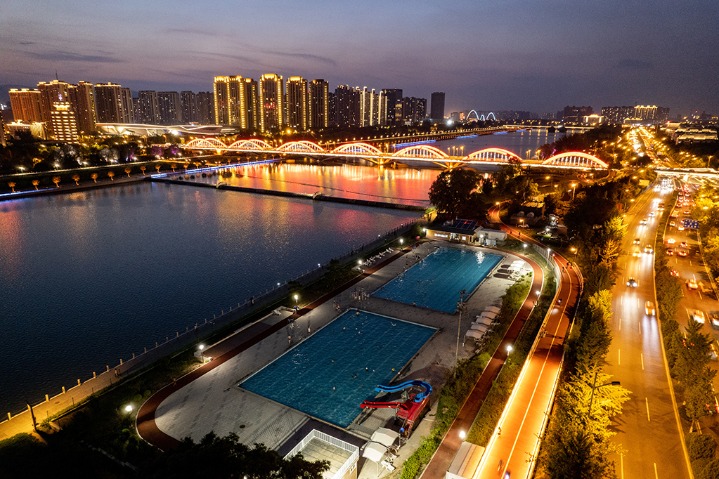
[240,309,435,427]
[438,129,568,159]
[0,182,418,413]
[373,247,503,313]
[196,163,439,207]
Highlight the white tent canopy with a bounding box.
[371,428,399,448]
[465,329,485,340]
[474,317,493,327]
[484,306,501,314]
[362,442,387,463]
[470,323,489,332]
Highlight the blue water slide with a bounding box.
[374,380,432,402]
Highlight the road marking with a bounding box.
[638,319,642,335]
[620,452,625,479]
[646,397,651,421]
[654,462,659,478]
[641,353,645,371]
[619,316,622,331]
[618,349,621,366]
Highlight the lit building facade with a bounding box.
[50,100,78,141]
[240,78,258,132]
[9,88,43,123]
[259,73,284,132]
[309,79,329,130]
[195,92,215,124]
[180,91,196,123]
[94,83,132,123]
[381,89,402,125]
[214,75,249,127]
[136,90,160,124]
[286,76,308,131]
[71,81,96,134]
[333,85,360,128]
[401,96,427,124]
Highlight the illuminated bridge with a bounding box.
[183,139,609,171]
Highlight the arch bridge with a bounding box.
[183,139,608,171]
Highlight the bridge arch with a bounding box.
[467,110,481,122]
[466,147,522,163]
[277,141,326,153]
[229,139,273,151]
[542,151,608,169]
[330,142,382,156]
[185,138,227,150]
[485,112,497,121]
[392,145,450,160]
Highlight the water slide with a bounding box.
[373,379,432,402]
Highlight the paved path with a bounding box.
[419,252,544,478]
[137,247,412,450]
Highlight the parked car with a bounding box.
[687,279,699,290]
[670,269,680,277]
[689,309,706,324]
[667,238,676,244]
[669,221,676,227]
[709,312,719,328]
[645,301,656,316]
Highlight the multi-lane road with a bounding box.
[604,181,691,479]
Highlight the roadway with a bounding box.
[604,181,691,479]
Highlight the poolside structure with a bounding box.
[425,219,507,245]
[283,429,359,479]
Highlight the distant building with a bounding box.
[381,89,403,125]
[50,100,78,141]
[180,91,196,123]
[333,85,360,128]
[72,81,96,134]
[37,80,74,135]
[401,97,427,125]
[430,92,445,120]
[195,91,214,125]
[259,73,284,132]
[308,79,329,130]
[286,76,308,131]
[157,91,181,124]
[0,112,5,147]
[582,114,604,126]
[600,106,635,124]
[357,87,386,127]
[561,105,593,124]
[9,88,42,123]
[601,105,669,125]
[94,83,133,123]
[136,90,160,124]
[7,121,47,139]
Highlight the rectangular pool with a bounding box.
[239,310,436,428]
[373,246,502,313]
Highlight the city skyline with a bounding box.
[2,1,718,116]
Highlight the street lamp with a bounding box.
[124,404,133,414]
[571,183,577,200]
[588,371,620,418]
[293,293,299,310]
[459,430,467,440]
[198,344,205,362]
[455,290,467,371]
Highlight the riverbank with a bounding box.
[0,175,147,202]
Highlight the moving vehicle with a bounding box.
[644,245,654,254]
[709,312,719,328]
[689,309,705,324]
[666,248,674,256]
[645,301,656,316]
[687,279,698,290]
[680,241,688,248]
[627,277,638,288]
[633,238,641,245]
[678,249,688,257]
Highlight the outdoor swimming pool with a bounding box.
[240,310,435,428]
[373,246,503,313]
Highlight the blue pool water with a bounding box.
[373,247,503,313]
[240,310,436,428]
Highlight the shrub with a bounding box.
[687,433,717,461]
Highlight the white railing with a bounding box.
[284,429,359,479]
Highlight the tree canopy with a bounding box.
[428,168,481,219]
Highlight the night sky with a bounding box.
[2,0,718,116]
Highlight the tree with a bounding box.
[91,173,98,183]
[31,179,39,190]
[141,432,329,478]
[72,174,80,186]
[155,164,162,173]
[107,171,115,181]
[124,167,132,177]
[428,168,481,219]
[8,182,15,192]
[140,165,147,175]
[52,176,61,188]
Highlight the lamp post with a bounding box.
[293,293,299,311]
[571,183,577,200]
[198,344,205,362]
[455,290,467,372]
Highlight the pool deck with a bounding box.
[136,241,532,476]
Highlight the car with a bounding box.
[644,245,654,254]
[680,241,688,248]
[689,309,706,324]
[667,238,676,244]
[710,312,719,328]
[645,301,656,316]
[670,221,676,227]
[627,277,638,287]
[633,238,641,245]
[658,203,665,210]
[670,269,680,277]
[678,225,685,231]
[666,248,674,255]
[687,279,699,290]
[648,212,655,218]
[670,213,679,219]
[639,218,648,225]
[678,249,688,257]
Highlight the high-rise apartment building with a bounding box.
[309,79,329,130]
[333,85,360,128]
[213,76,245,127]
[9,88,42,123]
[259,73,284,132]
[157,91,181,124]
[430,92,445,120]
[561,105,593,124]
[71,81,96,134]
[0,113,6,147]
[136,90,160,124]
[600,106,635,125]
[180,91,196,123]
[401,97,427,124]
[50,100,78,141]
[356,87,386,127]
[94,83,133,123]
[240,78,258,132]
[195,92,214,124]
[37,80,73,135]
[286,76,308,131]
[381,89,402,125]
